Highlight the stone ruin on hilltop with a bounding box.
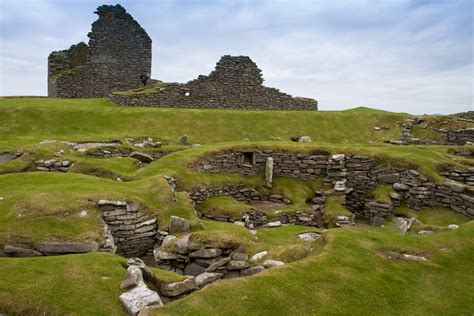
[48,4,152,98]
[48,4,317,110]
[111,55,318,110]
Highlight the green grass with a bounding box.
[323,195,353,226]
[366,184,393,203]
[394,206,471,227]
[0,98,408,151]
[0,252,127,315]
[0,97,473,315]
[197,196,254,219]
[154,222,474,315]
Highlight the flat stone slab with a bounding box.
[120,282,163,315]
[195,272,223,287]
[37,242,98,254]
[298,232,321,242]
[160,277,196,297]
[4,245,42,257]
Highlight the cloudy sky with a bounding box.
[0,0,472,114]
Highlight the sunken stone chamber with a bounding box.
[48,4,151,98]
[98,200,157,257]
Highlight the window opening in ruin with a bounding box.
[242,152,255,165]
[185,92,191,97]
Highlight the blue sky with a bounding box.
[0,0,472,114]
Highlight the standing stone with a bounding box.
[120,265,143,290]
[169,216,190,234]
[265,157,274,188]
[179,135,189,145]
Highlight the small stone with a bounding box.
[393,183,409,191]
[161,235,176,248]
[263,260,285,268]
[227,260,250,270]
[401,254,427,262]
[233,221,245,227]
[173,234,191,254]
[120,282,163,314]
[179,135,189,145]
[194,272,223,287]
[184,263,206,276]
[298,136,312,143]
[153,250,178,261]
[448,224,459,230]
[205,257,231,272]
[79,210,87,217]
[263,221,282,228]
[130,152,154,163]
[298,232,320,242]
[240,265,265,277]
[189,248,222,259]
[160,277,196,297]
[120,265,143,290]
[418,230,433,235]
[231,252,248,261]
[250,251,268,262]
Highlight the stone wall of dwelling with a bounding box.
[439,128,474,146]
[388,117,474,146]
[86,146,173,159]
[189,184,290,206]
[110,56,317,111]
[196,149,474,222]
[35,159,72,172]
[48,4,151,98]
[440,168,474,185]
[98,200,158,257]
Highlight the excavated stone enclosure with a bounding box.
[196,149,474,225]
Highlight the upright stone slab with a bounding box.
[265,157,274,188]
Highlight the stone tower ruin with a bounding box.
[48,4,151,98]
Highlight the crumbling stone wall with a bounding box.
[439,128,474,146]
[197,149,474,220]
[48,4,151,98]
[111,55,318,110]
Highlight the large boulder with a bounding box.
[119,282,163,315]
[169,216,190,234]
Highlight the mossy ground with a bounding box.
[0,97,472,314]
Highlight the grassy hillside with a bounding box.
[0,97,405,151]
[0,97,473,315]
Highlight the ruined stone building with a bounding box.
[48,5,151,98]
[48,4,317,110]
[111,55,318,110]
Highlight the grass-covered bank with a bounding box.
[0,97,405,150]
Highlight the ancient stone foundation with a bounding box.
[48,5,151,98]
[111,55,318,110]
[197,149,474,224]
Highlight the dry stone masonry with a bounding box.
[35,159,72,172]
[111,55,318,110]
[197,149,474,225]
[97,200,158,257]
[48,5,151,98]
